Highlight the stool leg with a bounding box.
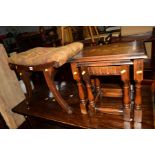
[70,63,87,114]
[81,67,95,115]
[43,67,73,114]
[134,59,143,123]
[121,65,131,121]
[17,69,33,106]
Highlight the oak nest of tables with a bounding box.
[69,41,148,123]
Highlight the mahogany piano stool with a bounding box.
[9,42,83,115]
[70,41,148,123]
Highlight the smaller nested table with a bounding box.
[9,42,83,114]
[70,41,147,122]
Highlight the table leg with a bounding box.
[95,77,102,101]
[134,59,143,123]
[121,65,131,121]
[91,78,95,91]
[43,67,73,114]
[95,78,101,94]
[134,122,142,129]
[81,67,95,115]
[70,63,88,114]
[124,121,131,129]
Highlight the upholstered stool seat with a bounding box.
[9,42,83,67]
[9,42,83,114]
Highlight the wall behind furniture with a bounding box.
[121,26,153,36]
[121,26,153,59]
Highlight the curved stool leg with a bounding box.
[43,67,73,114]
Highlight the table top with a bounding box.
[12,83,154,129]
[70,41,148,63]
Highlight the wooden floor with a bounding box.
[12,80,155,129]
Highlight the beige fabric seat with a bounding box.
[9,42,83,67]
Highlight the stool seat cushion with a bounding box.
[9,42,83,67]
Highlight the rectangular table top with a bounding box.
[12,83,154,129]
[70,41,148,63]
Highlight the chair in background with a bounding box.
[57,26,73,46]
[59,26,120,47]
[83,26,113,46]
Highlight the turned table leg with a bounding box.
[94,77,102,102]
[81,67,95,115]
[95,78,101,94]
[134,59,143,123]
[121,65,131,121]
[70,63,87,114]
[43,67,73,114]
